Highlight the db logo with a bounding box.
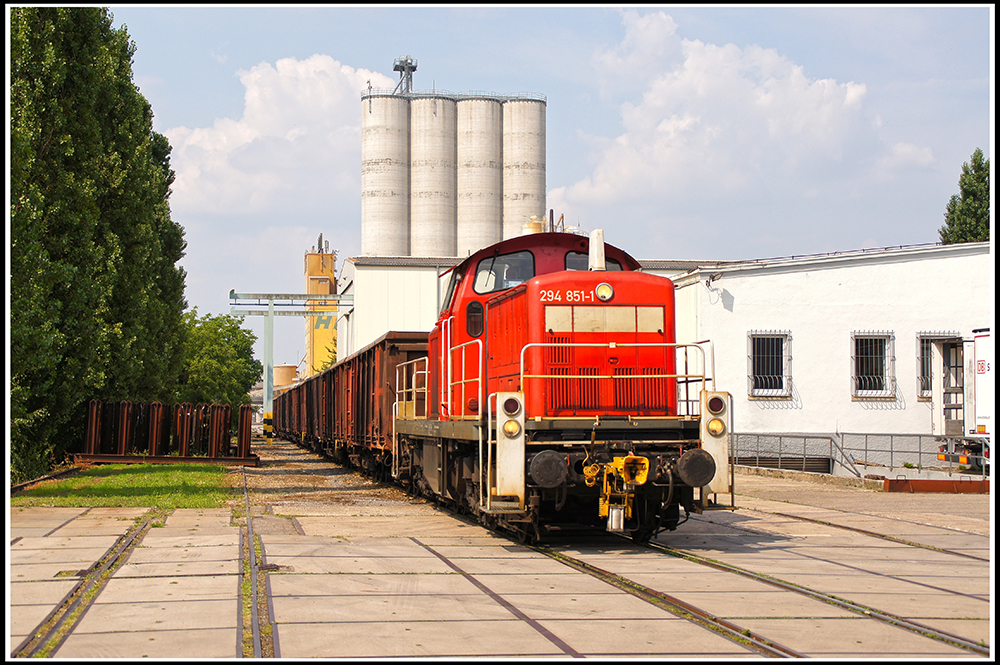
[977,360,988,374]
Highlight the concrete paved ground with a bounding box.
[7,465,992,659]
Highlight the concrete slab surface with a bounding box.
[69,598,238,633]
[271,591,516,623]
[7,545,114,565]
[139,533,240,548]
[113,559,240,577]
[9,562,90,582]
[496,591,675,620]
[733,617,974,658]
[274,618,568,658]
[9,457,992,660]
[268,572,484,597]
[535,617,757,657]
[96,575,238,603]
[9,534,122,551]
[127,543,239,564]
[53,627,240,659]
[680,589,859,619]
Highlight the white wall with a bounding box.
[666,243,991,436]
[336,260,450,360]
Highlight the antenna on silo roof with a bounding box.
[393,55,417,95]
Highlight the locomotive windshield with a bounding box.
[474,250,535,295]
[565,251,624,271]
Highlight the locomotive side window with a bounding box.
[440,268,464,315]
[474,250,535,295]
[466,301,484,337]
[565,251,623,271]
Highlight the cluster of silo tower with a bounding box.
[361,56,546,258]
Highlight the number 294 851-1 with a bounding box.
[539,289,594,303]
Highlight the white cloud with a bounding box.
[165,55,394,219]
[550,10,933,257]
[878,142,935,171]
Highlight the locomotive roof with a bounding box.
[453,232,643,274]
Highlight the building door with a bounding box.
[942,341,964,435]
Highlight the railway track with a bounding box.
[289,438,991,658]
[533,542,806,657]
[640,537,990,656]
[12,440,988,659]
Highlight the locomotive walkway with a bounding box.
[8,440,993,659]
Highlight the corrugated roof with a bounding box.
[348,256,463,268]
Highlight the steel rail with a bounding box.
[242,468,263,659]
[770,511,991,563]
[532,544,805,658]
[644,539,990,657]
[14,515,153,658]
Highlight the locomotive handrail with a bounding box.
[440,317,453,416]
[395,356,429,421]
[519,341,714,417]
[448,338,484,420]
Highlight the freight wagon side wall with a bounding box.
[330,331,430,452]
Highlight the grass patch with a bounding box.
[10,463,238,509]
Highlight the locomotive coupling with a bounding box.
[587,454,652,532]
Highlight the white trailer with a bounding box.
[933,327,990,472]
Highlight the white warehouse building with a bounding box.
[651,241,991,438]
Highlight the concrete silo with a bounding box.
[456,96,504,256]
[502,97,546,240]
[409,95,457,257]
[359,57,546,258]
[361,94,410,256]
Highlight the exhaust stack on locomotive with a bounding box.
[274,229,733,544]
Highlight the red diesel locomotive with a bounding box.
[274,230,732,543]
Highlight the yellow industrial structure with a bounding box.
[304,234,338,377]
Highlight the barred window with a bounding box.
[748,331,791,397]
[852,331,895,398]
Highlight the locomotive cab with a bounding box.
[428,233,639,420]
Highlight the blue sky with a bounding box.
[104,5,994,368]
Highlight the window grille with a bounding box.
[747,331,791,397]
[851,331,895,398]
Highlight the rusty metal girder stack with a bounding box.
[78,399,259,466]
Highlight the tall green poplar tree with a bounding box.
[10,7,186,482]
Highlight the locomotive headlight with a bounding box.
[502,419,522,438]
[595,282,614,302]
[707,417,726,437]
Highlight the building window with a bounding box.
[748,331,791,397]
[852,331,895,398]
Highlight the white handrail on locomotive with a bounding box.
[448,338,484,420]
[518,340,716,419]
[393,355,428,480]
[394,337,729,515]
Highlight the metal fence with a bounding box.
[733,432,985,478]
